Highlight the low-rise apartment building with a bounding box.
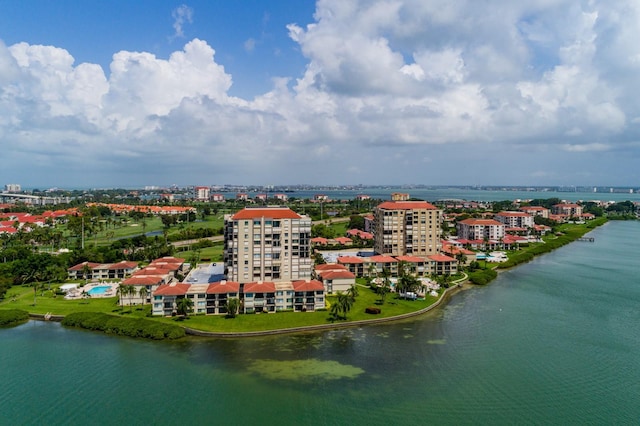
[456,218,506,241]
[494,211,534,229]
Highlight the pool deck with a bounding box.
[63,282,119,299]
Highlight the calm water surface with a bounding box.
[2,221,640,425]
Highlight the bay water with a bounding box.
[2,221,639,425]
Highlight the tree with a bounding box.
[376,278,391,304]
[126,285,136,311]
[138,286,148,306]
[81,263,92,284]
[116,285,126,308]
[330,288,356,320]
[176,296,193,316]
[225,298,240,318]
[348,215,365,230]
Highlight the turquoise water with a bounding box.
[87,285,111,295]
[2,221,640,425]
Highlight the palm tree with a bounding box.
[377,279,391,304]
[116,285,125,308]
[367,262,377,278]
[347,284,359,299]
[126,285,135,311]
[331,291,355,320]
[176,297,193,317]
[138,286,148,306]
[81,263,91,285]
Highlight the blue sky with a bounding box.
[1,0,640,189]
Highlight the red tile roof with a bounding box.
[154,283,190,296]
[428,254,457,262]
[315,263,348,271]
[337,256,364,264]
[122,276,164,286]
[243,281,277,293]
[395,255,426,263]
[293,280,325,292]
[319,270,355,280]
[207,281,240,294]
[377,201,437,210]
[232,207,301,220]
[68,262,102,271]
[368,255,398,263]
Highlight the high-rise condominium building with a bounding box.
[224,206,312,283]
[374,200,442,257]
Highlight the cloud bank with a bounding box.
[1,0,639,187]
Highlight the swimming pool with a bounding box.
[87,285,111,296]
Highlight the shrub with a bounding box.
[0,309,29,327]
[468,269,498,285]
[62,312,185,340]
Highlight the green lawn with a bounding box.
[0,284,150,317]
[152,286,440,333]
[174,243,224,262]
[1,283,441,333]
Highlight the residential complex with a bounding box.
[552,203,583,217]
[373,200,442,257]
[456,218,506,241]
[494,211,534,229]
[223,206,312,283]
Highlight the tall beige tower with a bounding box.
[374,200,442,257]
[224,206,312,283]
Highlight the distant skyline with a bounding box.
[1,0,640,188]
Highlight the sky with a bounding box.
[1,0,640,189]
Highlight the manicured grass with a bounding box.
[1,283,442,333]
[174,243,224,262]
[328,221,349,236]
[153,286,440,333]
[0,284,150,317]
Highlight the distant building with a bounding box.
[4,184,21,192]
[494,211,534,229]
[520,206,550,219]
[552,203,583,217]
[391,192,410,201]
[457,218,506,241]
[194,186,210,201]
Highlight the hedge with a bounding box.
[62,312,185,340]
[468,269,498,285]
[0,309,30,327]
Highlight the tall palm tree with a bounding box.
[138,286,148,306]
[126,285,135,311]
[116,285,125,308]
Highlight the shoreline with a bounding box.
[9,219,608,338]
